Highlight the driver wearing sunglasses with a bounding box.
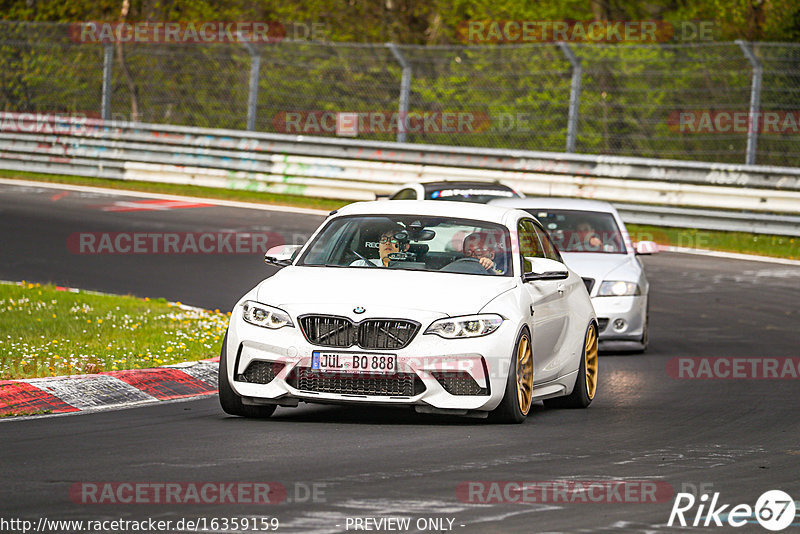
[351,228,410,267]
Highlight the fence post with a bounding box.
[557,42,582,153]
[386,43,412,143]
[736,40,762,166]
[101,43,113,121]
[240,37,261,131]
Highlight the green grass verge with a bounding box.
[0,281,228,380]
[627,224,800,261]
[1,169,798,260]
[0,169,348,212]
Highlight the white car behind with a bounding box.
[491,198,657,352]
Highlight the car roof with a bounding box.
[420,181,516,192]
[334,200,525,225]
[489,197,618,214]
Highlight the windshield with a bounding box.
[524,209,627,254]
[425,185,520,203]
[298,215,513,276]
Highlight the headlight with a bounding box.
[425,314,503,339]
[242,300,293,329]
[597,281,640,297]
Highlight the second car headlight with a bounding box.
[242,300,293,329]
[597,281,641,297]
[425,314,503,339]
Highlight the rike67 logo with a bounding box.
[668,490,796,531]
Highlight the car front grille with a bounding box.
[582,277,595,294]
[237,361,285,384]
[299,315,419,350]
[430,371,488,396]
[286,367,425,397]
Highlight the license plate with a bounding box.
[311,351,397,374]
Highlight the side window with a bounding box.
[518,219,544,272]
[534,225,563,263]
[390,188,416,200]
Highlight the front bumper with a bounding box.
[225,310,518,413]
[592,295,646,342]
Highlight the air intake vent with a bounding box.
[237,361,285,384]
[286,368,425,397]
[430,371,488,396]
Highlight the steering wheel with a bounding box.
[440,257,488,274]
[350,249,378,267]
[450,257,482,265]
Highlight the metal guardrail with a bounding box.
[1,113,799,236]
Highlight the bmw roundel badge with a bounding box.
[353,306,366,314]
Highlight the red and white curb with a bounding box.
[1,280,222,418]
[0,357,220,418]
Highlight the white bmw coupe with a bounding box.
[219,201,597,423]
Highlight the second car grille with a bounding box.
[299,315,420,349]
[286,368,425,397]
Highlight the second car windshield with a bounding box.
[525,209,627,254]
[298,215,512,276]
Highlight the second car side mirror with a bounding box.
[522,257,569,282]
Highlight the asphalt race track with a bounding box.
[1,182,799,533]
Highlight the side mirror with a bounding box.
[522,257,569,282]
[635,241,659,255]
[264,244,302,267]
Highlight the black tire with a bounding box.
[544,322,598,409]
[218,331,276,418]
[490,327,533,424]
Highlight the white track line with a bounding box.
[661,246,800,266]
[0,177,330,216]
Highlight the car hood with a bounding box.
[256,266,516,317]
[560,252,641,282]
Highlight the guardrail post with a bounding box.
[386,43,412,143]
[240,37,261,131]
[101,43,113,121]
[736,40,762,166]
[557,42,582,154]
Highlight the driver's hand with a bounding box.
[478,257,494,270]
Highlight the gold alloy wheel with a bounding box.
[584,324,599,400]
[515,333,534,415]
